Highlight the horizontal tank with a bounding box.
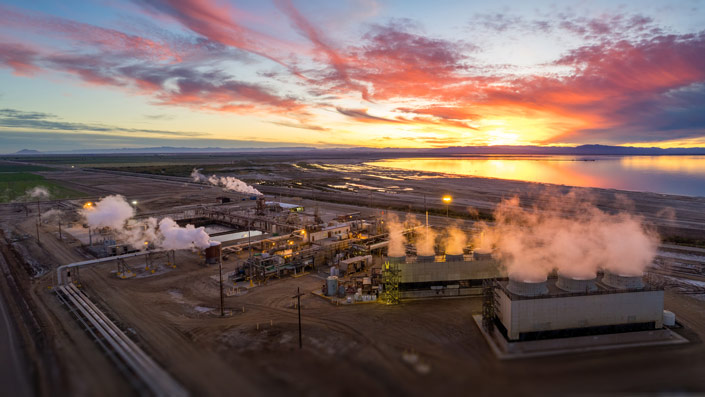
[602,271,644,290]
[556,273,598,293]
[507,278,549,297]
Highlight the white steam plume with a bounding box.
[191,168,261,195]
[28,186,50,199]
[416,227,436,256]
[386,213,406,257]
[80,195,212,251]
[80,195,135,230]
[157,218,211,250]
[444,226,467,255]
[475,192,659,282]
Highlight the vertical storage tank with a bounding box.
[326,276,339,297]
[205,241,222,265]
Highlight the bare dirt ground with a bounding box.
[0,161,704,395]
[74,257,705,396]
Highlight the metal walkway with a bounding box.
[56,284,187,397]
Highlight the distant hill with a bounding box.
[427,145,705,155]
[4,144,705,156]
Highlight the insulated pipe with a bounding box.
[56,250,163,285]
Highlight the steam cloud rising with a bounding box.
[191,169,262,195]
[27,186,50,199]
[81,195,211,251]
[385,213,407,257]
[416,227,436,256]
[80,195,134,230]
[474,192,660,282]
[444,226,467,256]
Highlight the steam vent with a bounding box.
[556,273,598,293]
[507,278,549,297]
[602,271,645,290]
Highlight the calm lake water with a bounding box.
[367,156,705,197]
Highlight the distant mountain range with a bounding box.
[6,144,705,156]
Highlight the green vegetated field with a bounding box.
[0,163,55,172]
[0,172,85,203]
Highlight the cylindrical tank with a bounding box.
[663,310,676,326]
[388,256,405,264]
[556,273,598,293]
[330,266,339,277]
[326,276,338,297]
[338,285,346,298]
[473,249,493,261]
[507,278,549,297]
[205,241,221,265]
[602,271,644,290]
[417,255,435,263]
[445,254,464,262]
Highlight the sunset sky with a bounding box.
[1,0,704,151]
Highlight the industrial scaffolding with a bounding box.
[482,278,498,332]
[381,261,401,305]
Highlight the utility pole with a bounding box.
[293,287,304,349]
[35,199,41,244]
[219,248,224,317]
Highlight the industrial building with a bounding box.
[488,272,665,341]
[386,253,502,299]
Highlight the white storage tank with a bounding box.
[326,276,338,297]
[663,310,676,326]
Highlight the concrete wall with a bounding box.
[497,289,664,340]
[399,260,500,283]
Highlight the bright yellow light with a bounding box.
[442,195,452,203]
[83,202,93,209]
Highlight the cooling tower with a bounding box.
[507,277,549,297]
[473,249,493,261]
[445,254,464,262]
[416,255,435,263]
[601,271,644,290]
[556,273,598,293]
[388,255,406,264]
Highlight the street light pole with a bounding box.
[442,195,452,218]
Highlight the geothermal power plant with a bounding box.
[1,161,702,396]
